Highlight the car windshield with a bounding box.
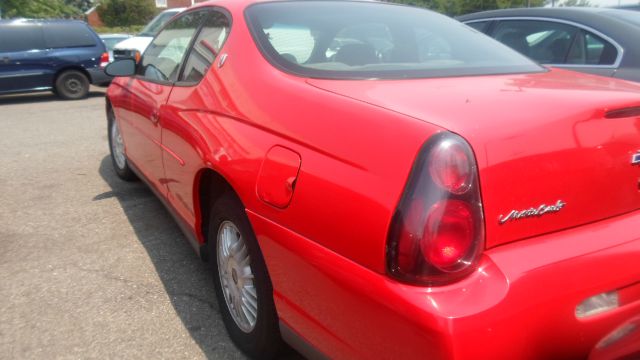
[139,11,178,37]
[245,1,544,80]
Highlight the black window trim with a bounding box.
[464,16,624,68]
[134,6,232,87]
[175,6,233,87]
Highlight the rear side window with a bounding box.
[493,20,579,64]
[0,25,46,52]
[245,1,542,80]
[493,20,617,66]
[180,10,231,84]
[44,23,97,48]
[466,21,490,32]
[578,31,617,65]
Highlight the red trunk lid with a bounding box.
[308,69,640,248]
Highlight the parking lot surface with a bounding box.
[0,89,295,359]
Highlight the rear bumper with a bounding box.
[87,67,112,86]
[248,209,640,360]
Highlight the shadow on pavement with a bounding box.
[0,89,105,105]
[96,156,302,360]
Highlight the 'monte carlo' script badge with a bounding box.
[498,200,566,225]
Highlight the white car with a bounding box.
[112,8,185,60]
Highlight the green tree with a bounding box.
[0,0,80,18]
[98,0,157,27]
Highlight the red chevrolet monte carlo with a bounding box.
[104,0,640,358]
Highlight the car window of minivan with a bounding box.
[44,23,96,48]
[0,25,46,52]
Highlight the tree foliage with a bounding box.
[97,0,157,27]
[388,0,546,16]
[0,0,82,18]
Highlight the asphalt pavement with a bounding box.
[0,88,299,359]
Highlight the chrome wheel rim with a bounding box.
[110,119,126,170]
[217,221,257,333]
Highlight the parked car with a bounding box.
[105,1,640,359]
[458,7,640,82]
[99,33,132,62]
[0,19,110,99]
[112,8,185,61]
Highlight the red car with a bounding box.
[104,0,640,359]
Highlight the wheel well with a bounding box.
[54,66,91,87]
[197,168,235,245]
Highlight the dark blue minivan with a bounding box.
[0,19,110,99]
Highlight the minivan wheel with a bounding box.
[107,107,137,181]
[55,70,89,100]
[208,193,283,359]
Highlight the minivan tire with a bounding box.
[55,70,90,100]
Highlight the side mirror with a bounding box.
[105,59,136,77]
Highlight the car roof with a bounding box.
[458,6,638,24]
[0,18,89,25]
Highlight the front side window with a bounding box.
[139,10,179,37]
[180,10,231,84]
[0,25,45,52]
[245,1,542,80]
[137,11,206,83]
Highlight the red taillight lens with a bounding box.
[423,200,475,271]
[429,140,472,194]
[388,132,484,286]
[100,52,110,68]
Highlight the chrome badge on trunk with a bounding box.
[499,200,566,225]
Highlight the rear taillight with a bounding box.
[100,52,110,69]
[387,132,485,286]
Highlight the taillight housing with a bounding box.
[100,52,110,69]
[387,132,485,286]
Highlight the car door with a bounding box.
[159,9,232,226]
[490,19,619,78]
[0,24,50,94]
[116,10,206,194]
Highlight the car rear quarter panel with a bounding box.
[161,15,439,273]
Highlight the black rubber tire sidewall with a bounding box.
[208,193,282,359]
[55,70,89,100]
[107,108,137,181]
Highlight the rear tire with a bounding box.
[208,193,283,359]
[55,70,89,100]
[107,107,137,181]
